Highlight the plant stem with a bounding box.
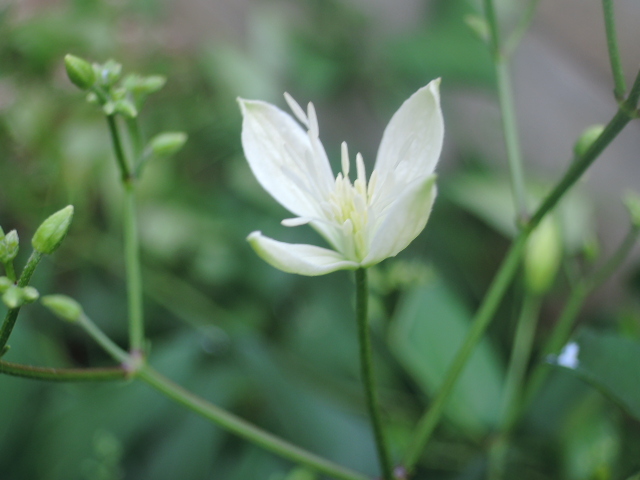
[496,60,528,221]
[484,0,528,221]
[75,312,369,480]
[355,268,394,480]
[123,182,145,354]
[488,293,541,480]
[521,225,640,411]
[106,115,131,182]
[105,111,145,354]
[0,360,127,382]
[602,0,627,100]
[0,251,43,350]
[137,365,369,480]
[78,313,131,365]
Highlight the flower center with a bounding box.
[326,143,378,261]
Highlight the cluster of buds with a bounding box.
[0,277,39,309]
[64,54,187,172]
[0,206,74,309]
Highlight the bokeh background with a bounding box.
[1,0,640,479]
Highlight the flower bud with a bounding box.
[42,294,83,322]
[623,190,640,229]
[31,205,74,255]
[2,285,24,309]
[96,59,122,88]
[149,132,187,157]
[574,125,605,158]
[525,217,562,295]
[0,230,19,262]
[124,74,166,96]
[113,98,138,118]
[22,286,40,303]
[64,54,96,90]
[0,276,12,293]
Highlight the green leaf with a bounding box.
[552,329,640,421]
[389,278,504,437]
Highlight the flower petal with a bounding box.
[239,98,334,219]
[361,175,437,267]
[374,79,444,181]
[248,231,360,276]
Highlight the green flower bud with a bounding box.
[574,125,605,158]
[96,59,122,88]
[64,54,96,90]
[2,285,24,309]
[0,230,19,262]
[113,98,138,118]
[22,286,40,303]
[32,205,74,255]
[525,217,562,295]
[41,294,83,322]
[623,190,640,229]
[0,276,13,293]
[123,74,166,96]
[149,132,187,157]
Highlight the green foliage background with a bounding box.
[1,1,640,479]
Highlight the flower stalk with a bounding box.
[356,268,394,480]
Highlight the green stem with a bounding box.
[488,293,541,480]
[355,268,393,480]
[521,225,640,410]
[483,0,528,221]
[402,72,640,471]
[123,182,145,354]
[106,115,131,182]
[0,251,44,350]
[75,313,368,480]
[137,365,369,480]
[403,233,529,472]
[602,0,627,100]
[496,60,528,221]
[0,360,127,382]
[78,313,131,365]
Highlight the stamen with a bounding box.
[341,142,350,178]
[284,92,309,127]
[356,152,366,182]
[307,102,319,138]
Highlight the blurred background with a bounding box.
[1,0,640,479]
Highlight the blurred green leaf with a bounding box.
[553,329,640,421]
[389,277,504,437]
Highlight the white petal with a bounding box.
[239,98,334,219]
[374,79,444,180]
[247,231,360,276]
[361,175,437,267]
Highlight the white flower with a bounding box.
[239,79,444,276]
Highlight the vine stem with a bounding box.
[484,0,528,220]
[72,313,369,480]
[0,360,127,382]
[355,268,394,480]
[0,251,44,351]
[123,181,144,354]
[402,68,640,473]
[602,0,627,100]
[105,113,145,354]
